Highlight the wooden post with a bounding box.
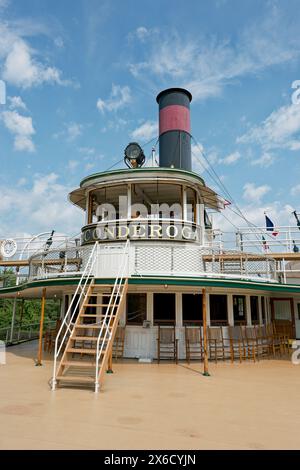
[202,288,210,376]
[36,288,46,366]
[107,350,113,374]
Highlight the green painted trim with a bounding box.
[0,276,83,295]
[1,274,300,296]
[128,276,300,293]
[80,167,205,188]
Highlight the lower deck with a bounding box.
[1,341,300,450]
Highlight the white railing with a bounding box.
[227,225,300,254]
[95,239,130,392]
[0,319,56,344]
[28,246,86,281]
[133,244,277,282]
[0,233,81,262]
[51,242,98,390]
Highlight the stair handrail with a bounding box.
[95,239,130,390]
[52,241,98,384]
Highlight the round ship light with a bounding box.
[124,142,145,168]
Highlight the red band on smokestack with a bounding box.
[159,105,190,135]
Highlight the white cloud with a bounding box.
[0,17,74,89]
[8,95,27,110]
[2,40,70,89]
[128,8,300,101]
[191,143,219,174]
[66,122,83,142]
[238,103,300,151]
[130,120,157,141]
[0,173,82,235]
[54,36,64,48]
[85,162,95,172]
[214,202,295,233]
[79,147,95,155]
[67,160,79,171]
[250,152,275,168]
[54,122,83,142]
[243,182,270,203]
[97,84,131,113]
[0,0,9,9]
[291,184,300,196]
[128,26,158,42]
[2,109,35,152]
[219,151,241,165]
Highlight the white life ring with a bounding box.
[0,239,18,258]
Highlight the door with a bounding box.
[270,298,295,338]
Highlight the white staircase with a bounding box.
[51,240,129,392]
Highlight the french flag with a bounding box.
[265,214,279,236]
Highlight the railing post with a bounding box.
[202,288,210,377]
[9,297,18,343]
[36,288,46,366]
[283,258,287,284]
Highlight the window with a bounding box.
[250,296,259,324]
[182,294,202,325]
[153,293,176,325]
[210,294,228,325]
[233,295,246,324]
[186,187,196,222]
[89,185,128,223]
[126,293,147,325]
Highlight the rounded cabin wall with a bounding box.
[80,178,207,246]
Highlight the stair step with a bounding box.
[67,348,104,354]
[57,375,95,383]
[80,313,116,320]
[72,336,98,341]
[83,303,119,307]
[62,360,96,367]
[75,324,102,329]
[80,313,117,317]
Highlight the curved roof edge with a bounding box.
[1,275,300,297]
[79,167,205,188]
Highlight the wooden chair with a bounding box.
[272,323,289,354]
[228,326,246,363]
[243,326,260,362]
[157,325,178,363]
[266,323,284,357]
[255,325,271,358]
[207,326,229,362]
[185,326,203,363]
[113,326,126,359]
[44,319,61,354]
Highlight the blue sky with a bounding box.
[1,0,300,236]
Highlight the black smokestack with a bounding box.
[156,88,192,171]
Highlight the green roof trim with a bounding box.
[1,274,300,296]
[80,167,205,188]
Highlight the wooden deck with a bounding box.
[1,341,300,449]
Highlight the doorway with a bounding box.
[270,298,295,338]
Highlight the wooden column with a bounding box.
[36,288,46,366]
[202,288,210,376]
[107,351,113,374]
